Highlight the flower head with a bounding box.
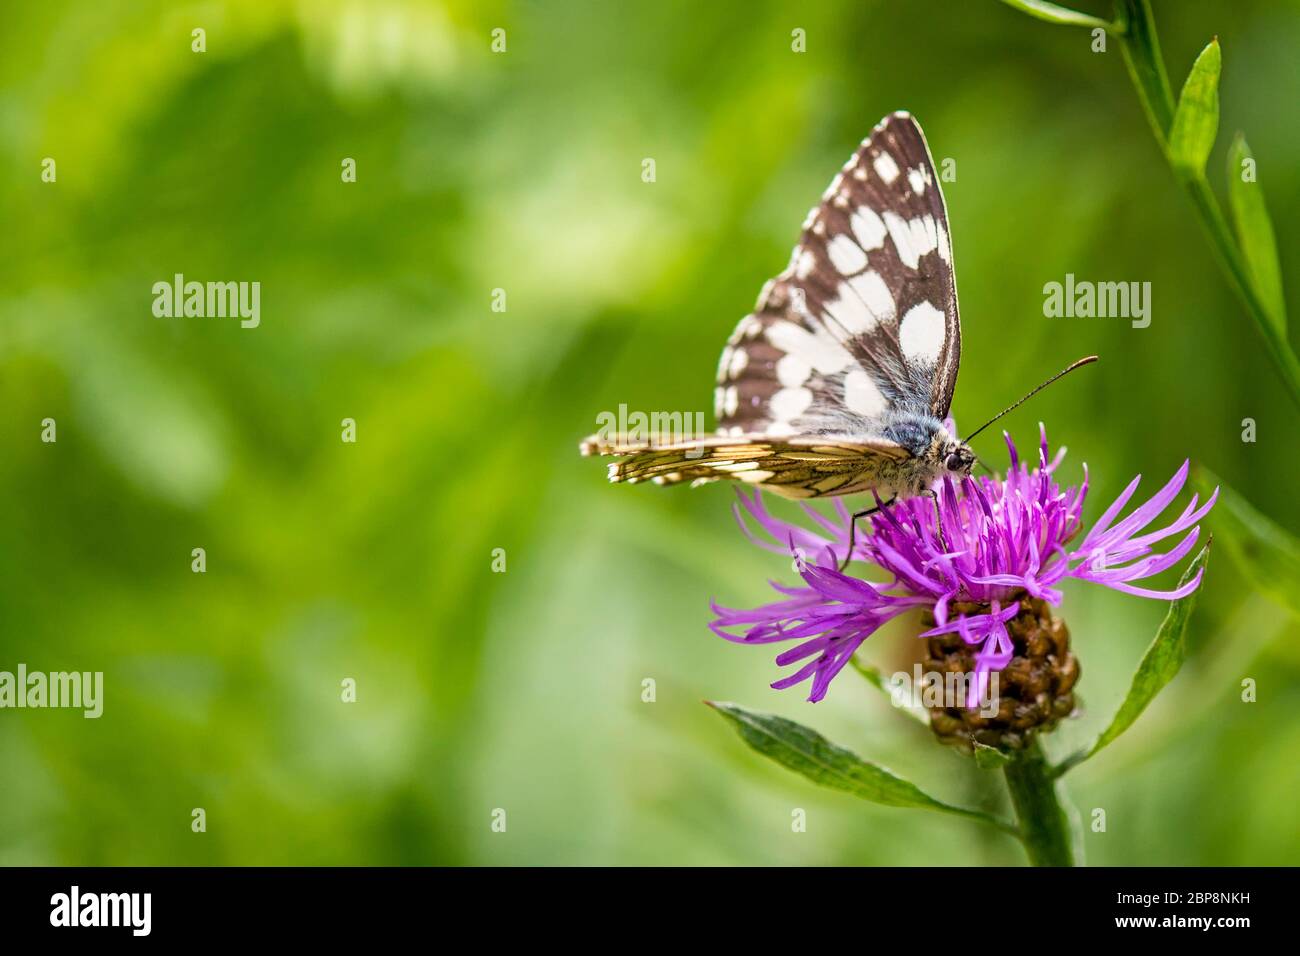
[711,425,1216,708]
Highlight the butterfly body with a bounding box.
[881,416,975,497]
[582,111,973,503]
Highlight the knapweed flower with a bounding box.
[710,425,1216,750]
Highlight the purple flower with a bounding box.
[711,425,1216,707]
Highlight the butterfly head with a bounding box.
[943,441,976,477]
[916,426,975,491]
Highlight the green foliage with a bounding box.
[1115,0,1177,142]
[1168,40,1221,178]
[1005,0,1299,406]
[1199,468,1300,618]
[1226,135,1287,335]
[996,0,1113,31]
[973,741,1012,769]
[1057,543,1212,775]
[707,702,1014,834]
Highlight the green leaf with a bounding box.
[1056,541,1211,775]
[1227,134,1287,335]
[997,0,1114,31]
[1198,467,1300,617]
[1167,39,1221,176]
[706,701,1015,834]
[973,741,1012,769]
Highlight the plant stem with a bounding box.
[1113,0,1300,410]
[1002,738,1075,866]
[1181,174,1300,401]
[1114,0,1174,143]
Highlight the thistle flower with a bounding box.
[710,425,1217,749]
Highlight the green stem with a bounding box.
[1002,738,1075,866]
[1181,174,1300,401]
[1113,0,1300,410]
[1114,0,1174,144]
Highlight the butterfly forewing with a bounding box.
[715,111,960,439]
[583,434,910,499]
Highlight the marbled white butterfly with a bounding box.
[582,112,1093,517]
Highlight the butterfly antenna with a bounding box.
[962,356,1098,444]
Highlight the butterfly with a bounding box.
[581,111,1091,512]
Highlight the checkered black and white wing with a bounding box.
[715,111,960,439]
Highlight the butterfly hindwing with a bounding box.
[715,111,960,440]
[581,433,910,499]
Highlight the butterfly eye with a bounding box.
[945,452,966,472]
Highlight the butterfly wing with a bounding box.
[580,433,910,499]
[715,111,960,439]
[582,113,959,501]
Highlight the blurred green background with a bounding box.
[1,0,1298,866]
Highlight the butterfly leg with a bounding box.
[922,489,951,553]
[840,497,897,571]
